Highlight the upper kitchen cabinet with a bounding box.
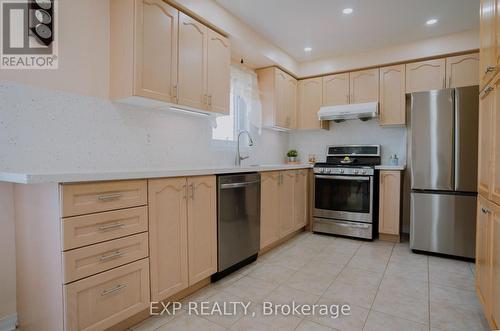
[491,74,500,205]
[110,0,230,115]
[379,65,406,126]
[206,29,231,114]
[257,67,297,130]
[177,13,207,110]
[297,78,328,130]
[406,59,446,93]
[446,53,480,88]
[349,68,380,103]
[480,0,497,89]
[323,73,350,106]
[110,0,178,103]
[478,78,495,199]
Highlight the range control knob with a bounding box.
[340,169,345,174]
[362,170,367,175]
[353,170,359,174]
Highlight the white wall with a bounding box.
[289,121,407,165]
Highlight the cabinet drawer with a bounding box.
[64,258,150,331]
[61,180,147,217]
[62,206,148,250]
[63,233,149,284]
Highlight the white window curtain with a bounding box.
[212,64,263,141]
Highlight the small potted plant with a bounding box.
[287,149,299,163]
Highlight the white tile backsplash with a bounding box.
[289,120,407,165]
[0,81,288,173]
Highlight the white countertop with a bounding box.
[0,164,313,184]
[375,165,406,171]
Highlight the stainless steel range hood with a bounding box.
[318,102,379,122]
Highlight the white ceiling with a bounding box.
[215,0,480,62]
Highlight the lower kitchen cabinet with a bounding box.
[186,176,218,284]
[476,196,494,326]
[378,170,402,241]
[260,172,281,249]
[148,176,217,302]
[148,177,189,301]
[260,169,309,250]
[293,169,308,230]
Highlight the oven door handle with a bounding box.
[315,175,370,181]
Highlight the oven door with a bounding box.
[314,174,373,222]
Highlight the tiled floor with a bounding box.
[131,232,489,331]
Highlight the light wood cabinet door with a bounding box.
[492,202,500,327]
[134,0,178,103]
[479,85,495,198]
[406,59,446,93]
[491,76,500,205]
[446,53,480,88]
[287,77,298,129]
[178,12,207,110]
[207,29,230,115]
[293,170,308,230]
[379,65,406,126]
[378,171,401,236]
[280,171,296,237]
[480,0,497,88]
[148,178,189,301]
[298,78,324,129]
[260,172,281,249]
[350,68,379,103]
[323,73,350,105]
[275,69,296,129]
[187,176,217,284]
[476,196,493,317]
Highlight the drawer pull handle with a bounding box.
[485,65,496,74]
[97,193,122,202]
[101,284,127,296]
[100,250,125,261]
[98,223,125,231]
[481,207,491,214]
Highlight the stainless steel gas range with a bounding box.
[313,145,381,240]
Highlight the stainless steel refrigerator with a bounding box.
[409,86,479,259]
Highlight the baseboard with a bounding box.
[0,314,17,331]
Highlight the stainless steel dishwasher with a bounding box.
[213,172,260,280]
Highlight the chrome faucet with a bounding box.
[236,130,254,166]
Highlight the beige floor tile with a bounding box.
[354,245,393,260]
[429,256,474,277]
[230,303,302,331]
[363,310,428,331]
[362,240,395,249]
[384,260,428,280]
[287,269,336,296]
[130,310,179,331]
[312,250,356,266]
[430,301,490,331]
[346,255,389,273]
[156,311,225,331]
[237,260,265,276]
[322,278,378,309]
[389,250,428,266]
[378,274,429,300]
[295,319,336,331]
[193,291,250,328]
[430,284,482,312]
[307,298,369,331]
[335,267,383,288]
[323,239,361,255]
[224,275,278,302]
[300,259,345,277]
[372,288,429,324]
[263,284,320,305]
[429,269,475,291]
[265,251,311,270]
[248,263,296,284]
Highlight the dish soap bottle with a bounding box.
[390,154,399,166]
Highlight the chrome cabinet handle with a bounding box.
[481,207,491,214]
[182,184,187,200]
[189,183,195,199]
[203,94,207,105]
[208,94,212,106]
[98,223,125,231]
[173,85,178,99]
[100,250,125,262]
[484,85,494,94]
[485,65,496,74]
[97,193,122,202]
[101,284,127,296]
[346,94,349,103]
